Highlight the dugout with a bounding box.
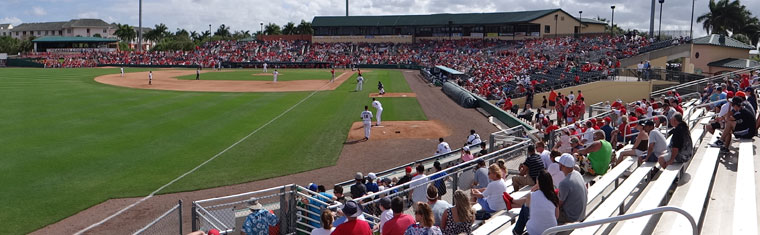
[31,36,118,53]
[431,65,465,84]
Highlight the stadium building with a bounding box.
[311,8,607,43]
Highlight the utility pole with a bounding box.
[138,0,142,52]
[689,0,695,39]
[346,0,349,16]
[649,0,656,38]
[579,11,583,35]
[610,6,615,36]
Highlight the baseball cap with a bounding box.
[382,178,392,185]
[463,146,470,151]
[208,229,220,235]
[405,166,413,173]
[368,172,377,180]
[644,120,655,126]
[736,91,746,98]
[308,183,318,192]
[555,153,576,168]
[635,107,645,114]
[727,91,734,99]
[340,200,363,217]
[603,117,612,123]
[355,172,363,180]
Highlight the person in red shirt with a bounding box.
[382,197,416,235]
[333,201,372,235]
[331,67,336,82]
[545,120,559,135]
[574,75,581,83]
[502,98,513,112]
[576,90,583,101]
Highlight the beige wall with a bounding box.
[312,35,413,43]
[530,11,582,36]
[582,24,606,34]
[689,44,749,75]
[511,80,674,109]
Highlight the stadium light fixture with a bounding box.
[610,6,616,36]
[658,0,665,41]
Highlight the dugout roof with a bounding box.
[435,65,464,75]
[313,9,572,27]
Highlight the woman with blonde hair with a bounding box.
[440,190,475,235]
[309,210,335,235]
[404,202,443,235]
[496,159,508,180]
[471,164,509,212]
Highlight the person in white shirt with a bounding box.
[547,152,566,187]
[272,69,279,83]
[581,122,595,145]
[120,67,124,77]
[371,98,383,126]
[262,62,268,72]
[356,75,364,91]
[436,138,451,155]
[309,210,335,235]
[148,71,153,85]
[410,165,429,203]
[567,92,575,104]
[471,164,509,212]
[536,141,552,170]
[378,197,393,232]
[467,129,482,145]
[360,106,373,140]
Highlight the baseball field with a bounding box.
[0,67,426,234]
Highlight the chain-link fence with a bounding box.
[192,185,297,235]
[134,200,183,235]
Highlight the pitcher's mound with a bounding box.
[347,120,451,141]
[369,93,417,98]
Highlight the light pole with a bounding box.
[690,0,695,39]
[209,24,212,35]
[658,0,665,41]
[138,0,142,52]
[554,14,558,38]
[610,6,616,36]
[579,11,583,35]
[260,23,264,35]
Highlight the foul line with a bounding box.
[75,77,343,234]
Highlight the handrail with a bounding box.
[541,206,698,235]
[651,66,760,96]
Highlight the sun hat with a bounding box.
[340,200,363,218]
[248,198,263,210]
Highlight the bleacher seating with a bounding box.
[733,140,757,235]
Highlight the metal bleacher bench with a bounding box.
[733,139,757,235]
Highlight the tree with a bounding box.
[731,33,751,45]
[282,22,296,35]
[114,24,136,42]
[697,0,746,35]
[214,24,231,38]
[264,23,282,35]
[296,20,313,35]
[144,23,169,41]
[232,30,251,40]
[93,34,102,38]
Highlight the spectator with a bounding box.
[426,184,453,227]
[351,172,368,199]
[383,197,417,235]
[643,120,668,164]
[556,154,587,223]
[334,185,347,204]
[729,97,757,142]
[547,151,565,188]
[398,166,414,186]
[577,130,612,175]
[471,164,509,213]
[536,141,552,169]
[332,201,372,235]
[472,159,489,189]
[309,210,335,235]
[404,202,443,235]
[410,165,429,203]
[478,142,488,156]
[302,184,333,228]
[436,138,451,155]
[600,117,614,142]
[366,173,380,193]
[616,121,649,166]
[496,159,509,180]
[467,129,482,145]
[513,145,544,190]
[660,113,693,168]
[378,197,394,232]
[460,146,475,162]
[242,199,278,235]
[512,170,559,235]
[430,161,448,197]
[440,190,474,235]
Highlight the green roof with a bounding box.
[435,65,465,75]
[313,9,567,27]
[32,36,118,43]
[707,58,760,69]
[693,34,756,50]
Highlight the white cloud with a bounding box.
[29,6,47,16]
[0,16,23,25]
[77,11,99,19]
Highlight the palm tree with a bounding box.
[264,23,282,35]
[296,20,313,35]
[697,0,746,35]
[144,23,169,41]
[282,22,296,35]
[214,24,231,38]
[114,24,136,42]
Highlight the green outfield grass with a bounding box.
[174,68,338,81]
[0,68,424,234]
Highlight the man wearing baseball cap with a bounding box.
[350,172,367,199]
[332,201,372,235]
[556,153,587,224]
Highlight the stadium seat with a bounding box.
[733,139,757,235]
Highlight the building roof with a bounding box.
[707,58,760,69]
[693,34,756,50]
[11,21,67,31]
[0,24,11,29]
[581,18,607,25]
[32,36,118,43]
[313,9,571,27]
[62,19,112,28]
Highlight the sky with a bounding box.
[1,0,759,38]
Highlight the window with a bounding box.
[103,29,107,33]
[87,28,90,34]
[544,25,551,34]
[561,16,565,21]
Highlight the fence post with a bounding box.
[489,133,495,153]
[451,171,459,192]
[279,185,287,235]
[178,200,183,235]
[289,185,297,235]
[191,202,197,232]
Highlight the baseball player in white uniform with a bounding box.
[436,138,451,155]
[371,98,383,126]
[467,129,482,145]
[356,75,364,91]
[120,67,124,77]
[273,69,279,83]
[148,71,153,85]
[361,105,373,140]
[263,62,268,72]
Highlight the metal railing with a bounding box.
[651,66,760,97]
[541,206,698,235]
[134,200,183,235]
[192,184,297,234]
